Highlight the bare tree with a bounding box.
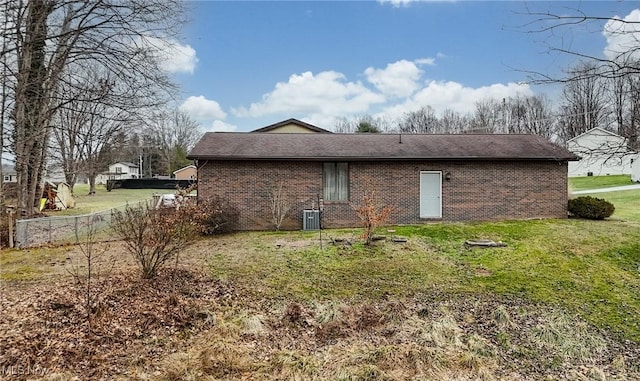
[470,99,504,133]
[522,4,640,82]
[557,62,609,143]
[145,109,202,175]
[609,60,640,149]
[333,114,392,133]
[2,0,186,216]
[504,95,557,140]
[51,65,143,193]
[398,106,440,133]
[440,109,471,134]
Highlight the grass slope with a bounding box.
[580,189,640,222]
[569,174,634,192]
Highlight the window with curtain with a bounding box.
[323,162,349,201]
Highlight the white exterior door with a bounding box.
[420,171,442,218]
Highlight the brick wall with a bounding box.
[197,160,569,230]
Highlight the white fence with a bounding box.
[14,201,150,249]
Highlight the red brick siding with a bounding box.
[197,160,568,230]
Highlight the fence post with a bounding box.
[8,211,14,248]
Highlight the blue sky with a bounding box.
[160,1,640,132]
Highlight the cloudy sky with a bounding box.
[159,1,640,132]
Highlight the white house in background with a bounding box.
[567,127,638,177]
[3,171,17,183]
[95,162,140,184]
[632,158,640,182]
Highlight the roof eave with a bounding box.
[187,155,577,162]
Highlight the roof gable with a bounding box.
[188,133,578,161]
[251,118,332,133]
[112,162,138,168]
[568,127,623,142]
[172,165,196,175]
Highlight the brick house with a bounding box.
[187,132,578,230]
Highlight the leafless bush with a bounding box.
[195,196,239,235]
[67,217,113,333]
[351,179,394,245]
[268,181,295,230]
[111,202,200,279]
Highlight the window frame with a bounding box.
[323,162,349,202]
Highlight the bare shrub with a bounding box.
[195,195,239,235]
[111,202,200,279]
[268,181,295,230]
[67,217,113,333]
[351,179,394,245]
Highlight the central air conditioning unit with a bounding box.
[302,209,320,230]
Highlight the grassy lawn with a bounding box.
[579,189,640,221]
[568,174,634,191]
[54,183,169,216]
[208,219,640,342]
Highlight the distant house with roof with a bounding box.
[96,162,140,184]
[567,127,639,177]
[187,120,578,231]
[173,165,197,180]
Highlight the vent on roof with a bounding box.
[303,210,320,231]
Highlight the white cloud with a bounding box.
[226,59,532,131]
[143,37,198,74]
[180,96,227,120]
[415,58,436,66]
[378,0,415,7]
[232,71,385,118]
[364,59,429,98]
[380,80,533,120]
[208,120,237,132]
[378,0,453,7]
[603,9,640,61]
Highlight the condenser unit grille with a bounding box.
[303,210,320,230]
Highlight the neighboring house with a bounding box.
[251,118,332,133]
[632,158,640,182]
[567,127,639,177]
[96,162,140,184]
[3,171,17,183]
[173,165,197,180]
[187,130,578,231]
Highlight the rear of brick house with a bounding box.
[187,131,578,230]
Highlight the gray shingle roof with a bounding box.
[187,133,578,161]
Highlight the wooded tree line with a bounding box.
[0,0,201,216]
[335,60,640,150]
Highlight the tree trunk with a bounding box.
[88,175,97,195]
[13,0,52,216]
